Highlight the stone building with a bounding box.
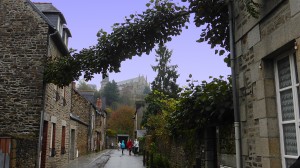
[100,75,150,106]
[70,88,91,159]
[95,98,107,151]
[231,0,300,167]
[0,0,71,167]
[117,75,149,99]
[70,87,106,160]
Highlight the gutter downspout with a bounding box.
[36,83,46,168]
[36,30,58,168]
[228,0,242,167]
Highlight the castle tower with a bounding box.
[100,75,109,91]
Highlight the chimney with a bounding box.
[96,98,102,110]
[72,81,76,89]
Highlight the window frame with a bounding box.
[274,50,300,167]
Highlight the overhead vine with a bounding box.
[44,0,259,86]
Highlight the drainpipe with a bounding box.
[228,0,242,167]
[36,83,46,168]
[36,30,58,168]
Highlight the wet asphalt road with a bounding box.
[104,149,144,168]
[63,149,144,168]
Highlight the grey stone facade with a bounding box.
[0,0,49,167]
[70,89,92,157]
[234,0,300,167]
[43,83,72,168]
[0,1,77,167]
[70,88,107,159]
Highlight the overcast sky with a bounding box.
[31,0,231,89]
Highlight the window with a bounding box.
[55,85,60,101]
[275,52,300,167]
[50,123,56,157]
[61,126,66,154]
[91,115,95,130]
[56,17,63,37]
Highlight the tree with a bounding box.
[143,85,151,94]
[151,44,180,98]
[77,79,96,91]
[76,80,101,105]
[169,75,233,135]
[102,80,120,107]
[107,105,135,138]
[119,85,135,107]
[45,0,259,87]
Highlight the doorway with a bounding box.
[41,121,48,168]
[70,129,75,160]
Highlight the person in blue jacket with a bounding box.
[121,140,126,155]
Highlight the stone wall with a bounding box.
[95,113,103,151]
[144,126,235,168]
[71,89,91,156]
[0,0,49,167]
[77,123,89,155]
[169,142,189,168]
[234,0,300,167]
[43,38,72,167]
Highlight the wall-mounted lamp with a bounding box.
[295,41,298,50]
[259,61,262,69]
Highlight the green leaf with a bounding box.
[219,50,225,56]
[196,38,204,43]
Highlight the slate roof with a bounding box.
[26,1,69,55]
[33,2,67,24]
[63,25,72,37]
[26,1,55,28]
[33,2,60,13]
[117,76,146,86]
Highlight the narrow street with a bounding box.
[63,149,144,168]
[104,149,144,168]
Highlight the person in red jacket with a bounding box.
[126,139,133,155]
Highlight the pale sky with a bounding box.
[31,0,231,89]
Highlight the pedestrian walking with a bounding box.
[118,141,121,151]
[121,140,125,155]
[111,142,114,149]
[133,139,139,155]
[127,139,133,155]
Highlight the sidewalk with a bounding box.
[104,149,144,168]
[62,150,112,168]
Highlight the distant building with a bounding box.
[118,75,149,102]
[100,75,110,91]
[100,75,150,105]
